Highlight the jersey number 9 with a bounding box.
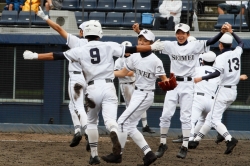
[90,48,101,64]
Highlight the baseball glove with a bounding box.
[85,94,96,109]
[158,73,177,91]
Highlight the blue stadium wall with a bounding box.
[0,33,250,131]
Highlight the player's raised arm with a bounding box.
[37,6,68,39]
[132,23,141,34]
[206,24,230,46]
[23,50,66,60]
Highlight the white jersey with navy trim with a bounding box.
[124,52,165,90]
[114,57,135,83]
[213,46,243,86]
[64,41,125,83]
[162,40,208,77]
[194,65,220,96]
[66,33,88,72]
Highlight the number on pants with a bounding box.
[228,58,240,72]
[90,48,100,64]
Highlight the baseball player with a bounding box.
[36,7,89,148]
[23,20,164,165]
[154,23,229,159]
[114,41,155,134]
[192,25,244,154]
[102,29,167,166]
[188,51,220,146]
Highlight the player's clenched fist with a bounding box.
[23,50,38,60]
[151,39,164,51]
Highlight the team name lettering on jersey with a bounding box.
[171,54,194,61]
[135,68,151,78]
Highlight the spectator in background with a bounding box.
[218,1,248,15]
[153,0,182,30]
[45,0,62,11]
[22,0,40,13]
[4,0,24,11]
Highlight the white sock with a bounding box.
[86,129,99,157]
[131,131,151,155]
[117,131,128,154]
[194,124,211,142]
[141,111,147,127]
[194,124,203,137]
[182,129,190,148]
[215,123,232,141]
[160,127,169,144]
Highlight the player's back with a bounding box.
[195,65,220,96]
[69,41,124,83]
[214,46,242,86]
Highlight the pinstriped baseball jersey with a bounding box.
[194,65,220,96]
[162,40,208,77]
[66,34,88,72]
[213,46,243,85]
[64,41,125,83]
[114,57,135,83]
[124,53,165,90]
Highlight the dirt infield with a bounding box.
[0,132,249,166]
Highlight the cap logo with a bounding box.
[178,23,182,27]
[143,30,148,34]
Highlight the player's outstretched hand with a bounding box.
[194,77,202,83]
[151,39,164,51]
[240,74,248,80]
[23,50,38,60]
[37,6,48,20]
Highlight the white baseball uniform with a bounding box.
[205,46,243,129]
[117,52,165,154]
[66,34,88,134]
[189,65,220,141]
[159,39,209,147]
[64,41,125,133]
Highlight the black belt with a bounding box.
[72,71,81,74]
[176,76,192,81]
[197,92,214,99]
[224,85,231,88]
[122,82,134,85]
[88,79,113,86]
[135,86,154,92]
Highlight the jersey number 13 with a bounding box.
[228,58,239,72]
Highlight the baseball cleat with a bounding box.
[176,146,188,159]
[89,155,101,165]
[215,132,225,144]
[110,131,121,155]
[224,137,238,154]
[69,132,82,147]
[155,143,168,158]
[172,135,183,143]
[85,134,90,152]
[142,125,155,133]
[142,151,157,166]
[188,141,199,149]
[101,153,122,163]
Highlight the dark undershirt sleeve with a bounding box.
[53,52,66,60]
[125,46,137,54]
[206,32,223,46]
[201,70,220,80]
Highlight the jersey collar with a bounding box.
[177,40,188,46]
[140,51,152,58]
[221,48,231,53]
